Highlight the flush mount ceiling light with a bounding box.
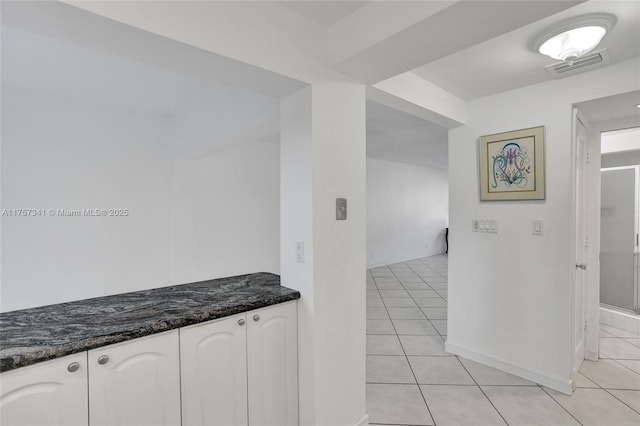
[534,13,616,63]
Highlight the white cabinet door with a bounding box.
[180,313,248,426]
[247,301,298,426]
[0,353,88,426]
[88,330,181,426]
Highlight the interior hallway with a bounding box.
[366,255,640,425]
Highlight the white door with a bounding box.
[0,353,88,426]
[180,313,248,426]
[88,330,181,426]
[247,302,298,426]
[573,112,588,382]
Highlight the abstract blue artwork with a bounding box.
[480,126,545,201]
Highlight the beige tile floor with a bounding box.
[366,255,640,426]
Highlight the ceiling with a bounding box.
[366,101,448,169]
[279,1,367,27]
[576,90,640,125]
[411,1,640,101]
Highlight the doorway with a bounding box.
[573,91,640,367]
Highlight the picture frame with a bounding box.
[479,126,545,201]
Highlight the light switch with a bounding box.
[532,219,544,236]
[336,198,347,220]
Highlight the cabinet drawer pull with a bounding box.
[67,362,80,373]
[253,314,260,322]
[97,355,109,365]
[238,318,246,326]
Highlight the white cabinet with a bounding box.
[180,301,298,426]
[247,302,298,426]
[180,313,248,426]
[0,353,88,426]
[88,330,181,426]
[1,301,297,426]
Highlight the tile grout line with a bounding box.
[606,354,640,377]
[538,385,585,426]
[601,386,640,416]
[454,357,511,426]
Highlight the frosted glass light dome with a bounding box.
[538,26,607,62]
[533,14,616,63]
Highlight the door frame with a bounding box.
[571,108,603,373]
[575,117,640,365]
[571,95,640,382]
[570,109,589,381]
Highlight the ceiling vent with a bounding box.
[545,48,610,78]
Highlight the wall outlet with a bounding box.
[295,241,305,263]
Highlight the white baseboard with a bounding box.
[445,341,573,395]
[367,252,446,269]
[600,307,640,335]
[353,414,369,426]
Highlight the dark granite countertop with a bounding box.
[0,273,299,373]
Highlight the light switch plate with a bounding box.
[532,219,544,236]
[336,198,347,220]
[472,218,497,233]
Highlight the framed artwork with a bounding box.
[479,126,545,201]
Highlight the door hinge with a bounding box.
[585,151,591,163]
[584,320,587,331]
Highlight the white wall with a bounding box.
[367,158,448,267]
[446,58,640,393]
[169,86,281,285]
[1,87,282,312]
[169,141,280,284]
[1,88,172,311]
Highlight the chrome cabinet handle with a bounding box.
[67,362,80,373]
[253,314,260,322]
[238,318,246,326]
[97,355,109,365]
